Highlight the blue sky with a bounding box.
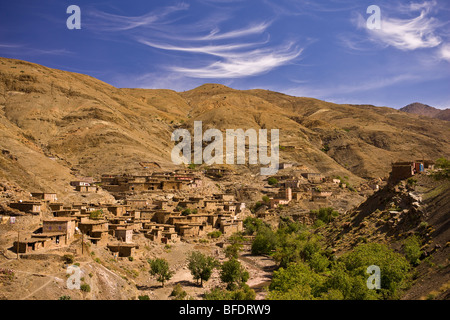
[0,0,449,109]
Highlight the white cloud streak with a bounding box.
[87,3,190,31]
[285,73,420,98]
[86,3,303,79]
[172,43,302,78]
[438,43,450,62]
[356,1,443,51]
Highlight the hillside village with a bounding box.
[2,158,437,259]
[0,58,448,301]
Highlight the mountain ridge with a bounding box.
[400,102,450,121]
[0,57,449,198]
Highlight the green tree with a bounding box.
[243,217,268,235]
[312,207,339,224]
[271,233,304,268]
[268,262,325,299]
[340,243,411,299]
[251,226,277,255]
[323,262,378,300]
[403,235,423,266]
[267,177,278,186]
[225,243,243,259]
[148,258,174,287]
[308,252,330,273]
[220,258,249,290]
[187,251,219,287]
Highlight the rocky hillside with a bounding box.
[321,173,450,300]
[400,102,450,121]
[0,57,449,198]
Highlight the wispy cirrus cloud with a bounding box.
[86,3,190,31]
[88,3,303,79]
[352,1,444,51]
[197,21,272,41]
[438,43,450,62]
[0,43,72,56]
[171,43,302,78]
[285,73,420,99]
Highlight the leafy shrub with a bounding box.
[403,235,423,265]
[80,284,91,292]
[207,230,222,239]
[89,209,103,220]
[181,208,191,216]
[267,177,278,185]
[170,284,187,300]
[312,207,339,224]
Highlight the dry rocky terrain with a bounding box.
[0,57,449,300]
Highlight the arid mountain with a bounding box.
[0,57,449,198]
[400,102,450,121]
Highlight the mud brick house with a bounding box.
[89,229,109,245]
[53,209,80,217]
[269,188,292,208]
[31,192,58,202]
[311,189,332,203]
[278,162,293,170]
[203,200,223,212]
[205,167,231,178]
[269,198,290,208]
[9,201,43,215]
[147,224,179,243]
[75,185,98,193]
[146,226,164,241]
[214,193,235,202]
[217,215,243,235]
[161,180,185,190]
[114,227,133,243]
[49,203,64,211]
[125,199,149,209]
[107,243,138,258]
[279,179,301,189]
[105,205,129,217]
[154,200,170,210]
[189,177,203,188]
[42,217,76,240]
[78,218,109,236]
[223,203,236,213]
[390,161,415,181]
[140,210,156,220]
[301,173,324,183]
[177,200,199,210]
[417,159,435,170]
[153,210,175,224]
[70,181,91,187]
[13,238,48,253]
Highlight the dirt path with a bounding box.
[20,276,54,300]
[239,253,277,299]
